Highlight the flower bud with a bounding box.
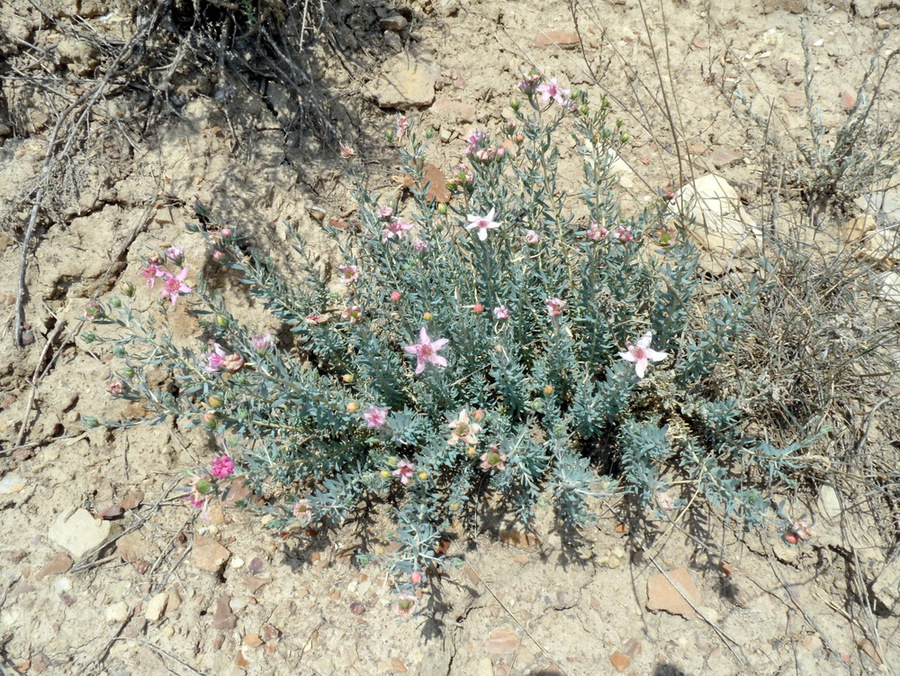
[221,227,232,237]
[215,315,229,328]
[202,412,218,430]
[346,401,359,413]
[425,127,434,139]
[531,399,543,411]
[620,132,630,144]
[437,203,448,215]
[121,282,135,297]
[473,303,484,314]
[543,385,554,396]
[213,250,224,261]
[510,98,520,112]
[473,409,485,422]
[411,571,423,585]
[418,471,429,481]
[423,312,432,321]
[343,374,355,383]
[389,291,401,302]
[208,394,224,409]
[82,415,100,429]
[380,469,391,480]
[109,295,121,309]
[81,332,96,344]
[450,502,460,511]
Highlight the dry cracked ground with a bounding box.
[0,0,899,674]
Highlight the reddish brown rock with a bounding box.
[609,650,630,672]
[534,30,581,49]
[213,595,237,630]
[781,90,805,108]
[35,553,72,580]
[646,567,703,619]
[709,146,744,168]
[193,535,231,573]
[243,634,263,648]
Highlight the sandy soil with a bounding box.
[1,0,898,674]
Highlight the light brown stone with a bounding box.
[534,30,581,49]
[485,627,519,654]
[193,535,231,573]
[646,567,703,619]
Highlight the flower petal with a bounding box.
[431,355,448,368]
[619,351,637,362]
[431,338,449,350]
[646,348,668,362]
[634,359,648,379]
[419,327,430,343]
[637,332,653,349]
[477,228,488,241]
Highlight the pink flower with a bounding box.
[546,298,567,317]
[394,593,416,620]
[339,144,355,160]
[210,454,235,479]
[161,268,192,306]
[404,327,449,374]
[493,305,510,320]
[377,205,394,220]
[517,71,542,95]
[382,220,414,242]
[615,225,634,243]
[221,227,232,237]
[306,313,325,325]
[165,246,185,262]
[212,250,224,261]
[293,499,313,525]
[587,221,609,241]
[466,208,501,242]
[107,379,125,396]
[203,343,227,372]
[619,331,668,378]
[390,291,402,302]
[413,240,429,253]
[342,306,362,324]
[537,77,570,105]
[410,571,424,585]
[142,262,165,287]
[457,164,474,185]
[364,405,389,429]
[251,333,275,354]
[448,409,481,446]
[392,459,416,485]
[396,115,410,138]
[337,264,359,284]
[524,229,540,245]
[474,147,496,162]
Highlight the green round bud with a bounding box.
[109,296,122,308]
[121,282,135,297]
[81,332,96,344]
[82,415,100,429]
[437,203,448,215]
[215,315,229,328]
[425,127,434,139]
[510,98,521,112]
[531,399,543,411]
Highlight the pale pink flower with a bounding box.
[413,240,429,253]
[382,220,414,242]
[456,164,474,185]
[161,268,192,306]
[377,205,394,220]
[222,354,244,372]
[474,147,496,162]
[619,331,667,379]
[546,298,567,317]
[212,250,225,261]
[293,499,313,525]
[517,71,541,95]
[537,77,569,105]
[142,261,165,287]
[251,333,275,354]
[466,208,501,242]
[390,291,402,302]
[404,327,449,374]
[210,454,235,479]
[587,221,609,241]
[791,519,815,541]
[396,115,410,138]
[392,459,416,485]
[448,409,481,446]
[342,306,362,324]
[107,379,125,396]
[339,144,355,160]
[524,229,540,245]
[165,246,185,262]
[394,593,416,620]
[410,571,423,586]
[337,264,359,284]
[480,445,507,471]
[615,225,634,243]
[306,313,325,325]
[493,305,510,320]
[656,490,676,511]
[364,406,389,429]
[203,343,227,372]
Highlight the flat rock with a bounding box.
[35,553,73,580]
[646,567,703,619]
[213,595,237,630]
[534,30,581,49]
[709,146,744,168]
[485,627,519,654]
[105,601,130,624]
[670,174,761,258]
[193,535,231,573]
[0,473,25,494]
[430,98,477,124]
[372,56,437,110]
[780,90,805,108]
[116,531,155,564]
[817,483,842,520]
[48,508,111,558]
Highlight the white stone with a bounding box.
[0,473,25,494]
[106,601,130,623]
[818,483,842,520]
[145,592,168,622]
[48,508,111,558]
[670,174,761,257]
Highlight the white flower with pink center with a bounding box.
[363,406,389,429]
[392,459,416,485]
[619,331,668,378]
[545,298,567,317]
[466,208,501,242]
[493,305,509,320]
[337,264,359,284]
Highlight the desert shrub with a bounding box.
[83,73,807,603]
